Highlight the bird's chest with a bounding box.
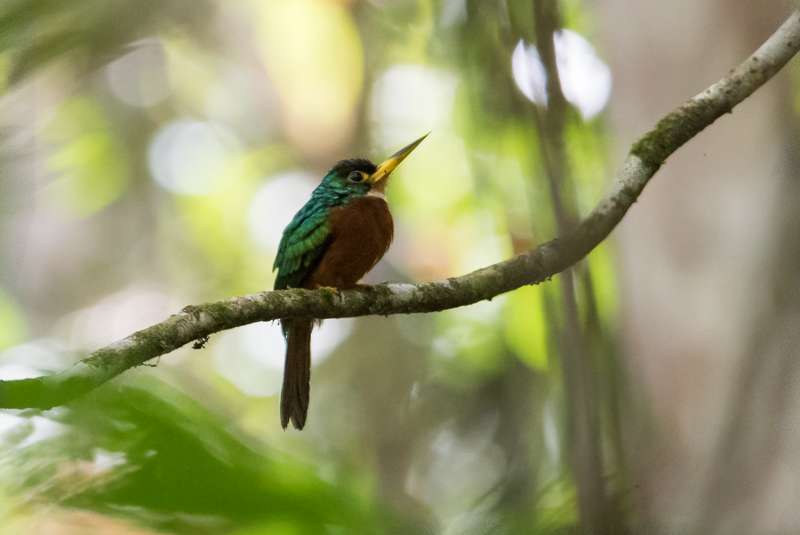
[305,196,394,289]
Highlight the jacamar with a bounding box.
[273,134,428,430]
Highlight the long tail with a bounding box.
[280,319,312,430]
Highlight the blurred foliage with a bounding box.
[1,378,389,533]
[0,0,217,85]
[0,0,639,533]
[0,288,28,353]
[43,97,132,217]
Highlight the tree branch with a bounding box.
[3,10,800,410]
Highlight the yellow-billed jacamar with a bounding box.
[273,134,427,430]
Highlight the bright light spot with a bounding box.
[512,30,612,119]
[213,319,354,397]
[106,39,171,108]
[0,412,24,436]
[460,235,507,274]
[543,400,561,461]
[0,364,44,380]
[149,120,242,195]
[0,339,67,372]
[371,65,458,149]
[16,416,67,449]
[205,66,278,141]
[554,30,612,119]
[441,0,467,27]
[366,0,416,9]
[455,211,508,274]
[512,40,548,105]
[248,172,318,252]
[65,288,178,350]
[432,335,457,359]
[93,448,127,473]
[452,296,504,324]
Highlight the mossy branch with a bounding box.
[3,10,800,410]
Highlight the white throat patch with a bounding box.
[367,189,386,200]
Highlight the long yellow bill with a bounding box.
[368,133,429,184]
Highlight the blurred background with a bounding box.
[0,0,798,533]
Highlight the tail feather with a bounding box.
[280,319,312,430]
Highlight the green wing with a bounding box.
[273,205,332,290]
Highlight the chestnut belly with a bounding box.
[304,196,394,290]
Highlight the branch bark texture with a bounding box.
[3,11,800,410]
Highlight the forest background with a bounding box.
[0,0,798,534]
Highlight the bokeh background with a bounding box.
[0,0,798,533]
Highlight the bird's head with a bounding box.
[320,133,428,199]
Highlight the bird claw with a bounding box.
[315,285,343,304]
[315,285,339,293]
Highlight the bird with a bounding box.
[272,134,428,430]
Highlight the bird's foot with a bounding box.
[314,285,342,304]
[314,285,339,293]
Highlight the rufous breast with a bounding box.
[304,196,394,290]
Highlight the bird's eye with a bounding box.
[348,171,365,183]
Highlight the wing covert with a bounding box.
[273,207,331,290]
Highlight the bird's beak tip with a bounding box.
[370,133,429,184]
